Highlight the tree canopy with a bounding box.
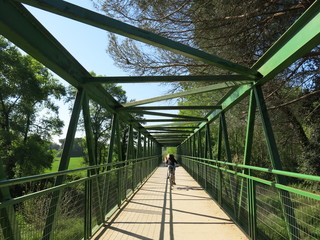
[0,36,66,178]
[93,0,320,174]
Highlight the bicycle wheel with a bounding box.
[169,168,174,188]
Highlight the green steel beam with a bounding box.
[152,133,190,136]
[115,114,123,162]
[82,92,104,226]
[143,122,199,128]
[82,93,97,167]
[0,0,156,143]
[42,89,84,240]
[252,0,320,84]
[154,139,189,142]
[85,75,254,83]
[107,114,118,165]
[220,113,232,163]
[124,81,251,107]
[254,86,299,240]
[126,124,134,160]
[197,130,202,158]
[237,90,256,229]
[205,124,213,159]
[119,106,221,111]
[16,0,259,79]
[145,126,198,129]
[153,136,189,139]
[147,130,194,133]
[134,110,206,120]
[138,119,203,122]
[182,1,320,140]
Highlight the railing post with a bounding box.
[84,172,92,240]
[197,130,202,183]
[102,113,118,218]
[247,170,257,240]
[217,116,223,205]
[0,157,21,240]
[205,124,213,191]
[136,130,142,159]
[254,85,300,240]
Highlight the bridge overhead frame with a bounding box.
[0,1,320,240]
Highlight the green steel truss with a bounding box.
[0,0,320,240]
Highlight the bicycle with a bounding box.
[167,166,175,189]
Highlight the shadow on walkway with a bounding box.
[92,166,248,240]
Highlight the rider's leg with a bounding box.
[172,168,176,184]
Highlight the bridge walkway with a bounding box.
[92,165,248,240]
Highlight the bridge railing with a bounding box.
[0,155,161,240]
[180,155,320,240]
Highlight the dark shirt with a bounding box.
[166,158,177,166]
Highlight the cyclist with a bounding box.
[165,154,178,185]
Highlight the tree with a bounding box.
[93,0,320,174]
[58,138,85,157]
[0,36,66,178]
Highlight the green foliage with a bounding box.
[298,125,320,175]
[58,138,85,157]
[13,135,54,177]
[162,146,177,160]
[94,0,320,176]
[0,36,66,178]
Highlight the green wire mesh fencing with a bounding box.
[180,155,320,240]
[0,156,160,240]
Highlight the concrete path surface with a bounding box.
[92,165,248,240]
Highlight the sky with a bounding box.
[24,1,176,143]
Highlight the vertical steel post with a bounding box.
[42,88,84,240]
[136,130,142,159]
[206,124,213,159]
[126,124,133,161]
[254,85,299,240]
[247,170,256,240]
[217,115,223,204]
[237,89,257,236]
[82,93,100,234]
[143,135,147,157]
[101,114,118,218]
[0,157,21,240]
[197,130,202,182]
[220,112,237,215]
[135,130,141,188]
[115,115,123,207]
[125,124,133,198]
[107,114,118,165]
[205,124,213,191]
[220,112,232,163]
[84,177,91,240]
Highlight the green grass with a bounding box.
[45,157,87,176]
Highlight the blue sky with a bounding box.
[25,1,176,142]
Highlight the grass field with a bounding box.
[45,157,87,175]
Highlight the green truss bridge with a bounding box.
[1,1,320,240]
